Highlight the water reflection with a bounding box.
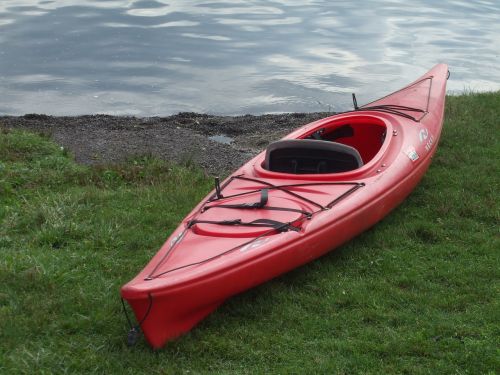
[0,0,499,116]
[209,134,234,145]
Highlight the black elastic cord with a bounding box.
[358,105,426,122]
[203,188,270,210]
[232,176,327,210]
[121,298,133,330]
[148,222,301,279]
[203,203,311,217]
[366,104,425,113]
[145,178,365,280]
[350,76,433,122]
[121,293,154,346]
[208,180,360,207]
[139,294,154,326]
[145,227,188,280]
[188,218,300,232]
[327,183,365,208]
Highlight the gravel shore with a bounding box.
[0,112,330,175]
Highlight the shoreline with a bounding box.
[0,112,330,175]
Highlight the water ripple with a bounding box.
[0,0,499,115]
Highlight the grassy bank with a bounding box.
[1,92,499,374]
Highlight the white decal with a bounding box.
[419,128,429,142]
[424,135,434,152]
[407,147,419,162]
[240,238,269,253]
[170,231,185,247]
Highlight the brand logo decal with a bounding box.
[424,135,434,151]
[419,128,429,142]
[419,128,434,152]
[407,147,419,162]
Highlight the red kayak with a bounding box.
[121,64,448,348]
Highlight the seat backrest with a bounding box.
[264,139,363,174]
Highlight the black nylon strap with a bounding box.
[259,188,268,207]
[188,218,300,232]
[210,188,268,209]
[215,177,223,199]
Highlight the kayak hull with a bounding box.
[121,64,448,348]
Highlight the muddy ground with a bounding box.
[0,112,330,175]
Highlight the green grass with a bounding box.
[1,92,499,374]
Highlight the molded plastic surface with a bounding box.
[121,64,448,349]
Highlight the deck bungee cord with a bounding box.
[126,176,364,345]
[144,176,364,281]
[348,76,435,122]
[187,218,301,232]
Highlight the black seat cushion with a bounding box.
[264,139,363,174]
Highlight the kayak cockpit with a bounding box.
[264,139,363,174]
[261,115,388,175]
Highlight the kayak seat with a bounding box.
[264,139,363,174]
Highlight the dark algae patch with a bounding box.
[0,93,498,374]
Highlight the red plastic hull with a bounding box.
[121,64,448,348]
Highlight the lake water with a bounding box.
[0,0,499,116]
